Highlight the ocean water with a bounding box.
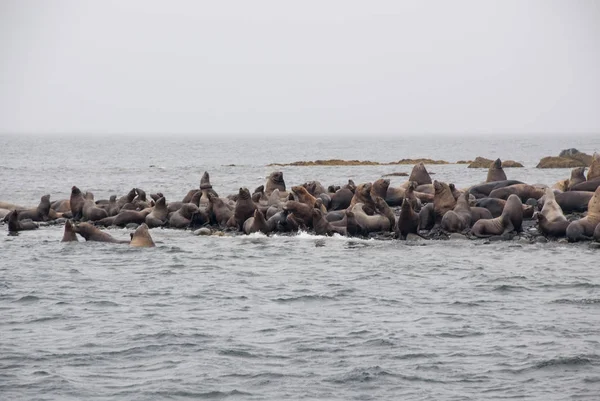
[1,134,600,400]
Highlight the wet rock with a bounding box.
[467,157,524,168]
[536,149,593,168]
[405,233,422,241]
[449,233,467,240]
[589,243,600,250]
[194,227,211,236]
[126,223,139,230]
[535,237,548,244]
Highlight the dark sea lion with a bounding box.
[113,209,152,227]
[468,180,524,199]
[243,209,270,235]
[207,193,233,226]
[418,203,435,231]
[145,197,168,228]
[351,203,391,233]
[61,220,78,242]
[283,201,313,227]
[566,187,600,242]
[265,172,286,195]
[344,179,357,192]
[7,210,38,232]
[169,203,199,229]
[488,184,545,202]
[396,198,420,239]
[537,188,569,237]
[94,216,117,227]
[317,193,331,210]
[70,186,85,221]
[286,212,302,232]
[132,188,150,209]
[200,171,212,190]
[384,185,406,207]
[539,191,593,213]
[325,210,346,223]
[470,207,493,223]
[476,198,507,218]
[374,196,396,231]
[106,195,120,216]
[486,158,507,183]
[82,192,109,222]
[441,191,472,232]
[17,194,51,222]
[252,185,269,205]
[73,222,129,243]
[433,181,456,220]
[502,194,524,233]
[150,192,164,202]
[470,213,514,238]
[371,179,390,199]
[312,208,346,236]
[569,178,600,193]
[130,223,155,247]
[567,167,587,190]
[588,153,600,181]
[117,188,137,209]
[303,181,327,196]
[409,162,432,185]
[291,185,326,212]
[229,188,257,230]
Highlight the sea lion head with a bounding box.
[200,171,212,190]
[372,178,390,198]
[492,158,502,169]
[238,187,251,200]
[71,186,82,196]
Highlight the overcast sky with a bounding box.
[0,0,599,136]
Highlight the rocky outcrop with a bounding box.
[467,157,524,168]
[536,149,593,168]
[268,158,449,167]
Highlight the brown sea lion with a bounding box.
[252,185,269,205]
[73,222,129,243]
[538,191,593,213]
[106,195,119,216]
[588,153,600,181]
[569,178,600,193]
[82,192,109,222]
[371,179,390,199]
[566,187,600,242]
[441,191,472,233]
[117,188,137,209]
[486,158,507,183]
[537,188,569,237]
[351,203,391,233]
[61,220,79,242]
[396,198,420,239]
[51,199,71,213]
[228,188,258,230]
[200,171,212,190]
[303,181,328,196]
[502,194,524,233]
[433,181,456,220]
[374,196,396,231]
[349,183,376,213]
[169,203,198,229]
[243,209,270,235]
[7,210,38,232]
[145,197,168,228]
[312,208,346,236]
[470,207,493,223]
[17,195,51,222]
[182,189,200,204]
[567,167,587,190]
[414,184,434,195]
[418,203,435,231]
[129,223,155,247]
[468,180,524,199]
[470,212,514,238]
[265,172,286,195]
[70,186,86,221]
[488,184,545,202]
[207,193,233,227]
[113,209,152,227]
[283,201,313,227]
[409,162,432,185]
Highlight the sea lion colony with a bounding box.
[2,158,600,245]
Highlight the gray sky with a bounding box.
[1,0,599,136]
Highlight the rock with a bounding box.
[381,172,409,177]
[589,243,600,249]
[268,158,449,167]
[536,149,593,168]
[467,157,524,168]
[535,237,548,244]
[518,238,532,245]
[54,218,67,225]
[194,227,211,236]
[405,233,422,241]
[449,233,467,240]
[126,223,139,230]
[456,160,472,164]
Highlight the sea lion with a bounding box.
[291,185,326,212]
[228,188,257,230]
[566,187,600,242]
[0,208,11,220]
[594,222,600,242]
[106,195,120,216]
[70,186,86,221]
[384,184,406,207]
[536,188,569,237]
[470,212,514,238]
[538,191,593,213]
[569,178,600,193]
[502,194,524,233]
[312,208,346,236]
[486,158,507,183]
[242,209,270,235]
[150,192,164,202]
[470,207,493,223]
[0,201,25,210]
[265,172,286,195]
[374,196,396,231]
[468,180,524,199]
[418,203,435,231]
[7,210,38,232]
[61,220,79,242]
[303,181,328,196]
[73,222,129,243]
[371,179,390,199]
[51,199,71,213]
[408,162,432,185]
[588,153,600,181]
[207,193,233,226]
[433,181,456,220]
[396,198,420,239]
[117,188,137,209]
[414,184,434,195]
[82,192,109,222]
[567,167,587,190]
[113,209,152,227]
[476,198,534,219]
[182,189,200,204]
[349,183,376,213]
[132,188,150,209]
[345,209,363,236]
[129,223,155,247]
[17,194,51,222]
[200,171,212,190]
[441,191,472,233]
[252,185,269,205]
[488,184,545,202]
[351,203,391,233]
[169,203,198,229]
[145,197,168,228]
[283,201,313,227]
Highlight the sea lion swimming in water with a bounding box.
[129,223,155,247]
[486,158,507,183]
[566,187,600,242]
[61,220,79,242]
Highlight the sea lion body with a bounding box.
[243,209,270,235]
[230,188,258,230]
[70,186,85,221]
[113,209,152,227]
[265,172,286,195]
[567,167,587,190]
[17,194,51,222]
[351,203,391,233]
[371,179,390,199]
[486,158,507,183]
[374,196,396,231]
[329,188,353,211]
[409,162,432,185]
[433,181,456,221]
[169,204,198,229]
[7,210,39,232]
[468,180,524,199]
[539,191,593,213]
[441,191,472,232]
[396,198,420,239]
[82,193,109,222]
[145,197,168,228]
[73,222,129,243]
[566,187,600,242]
[536,189,569,237]
[502,194,524,233]
[130,223,155,247]
[349,183,375,213]
[569,178,600,193]
[312,208,346,236]
[588,153,600,181]
[488,184,545,202]
[470,214,514,238]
